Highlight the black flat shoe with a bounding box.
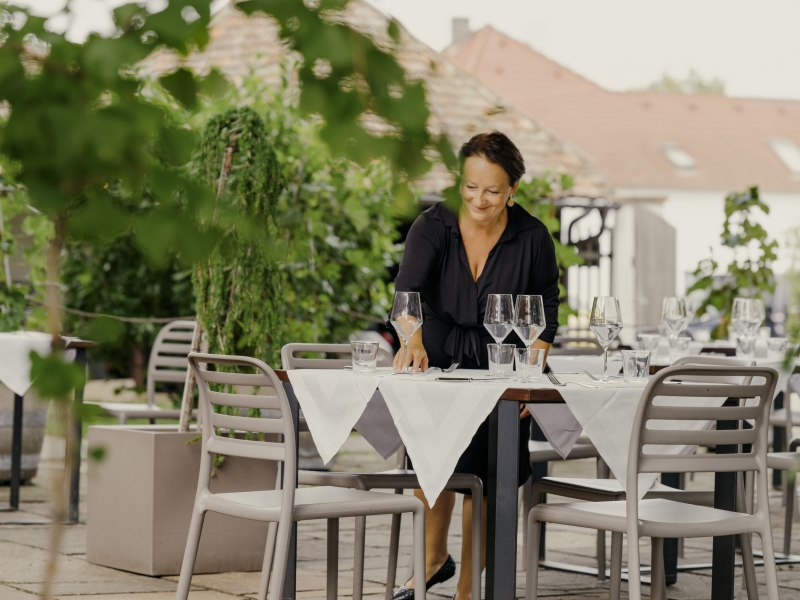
[392,554,456,600]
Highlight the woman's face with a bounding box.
[460,155,518,226]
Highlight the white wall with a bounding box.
[616,187,799,294]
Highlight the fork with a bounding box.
[546,370,565,386]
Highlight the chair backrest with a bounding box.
[627,364,778,488]
[187,352,297,495]
[146,320,198,406]
[280,342,392,370]
[671,354,755,384]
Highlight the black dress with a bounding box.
[394,202,560,491]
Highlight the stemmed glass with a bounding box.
[513,294,546,352]
[731,297,764,357]
[483,293,514,344]
[661,296,688,350]
[589,296,623,382]
[390,291,423,373]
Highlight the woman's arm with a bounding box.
[392,213,443,372]
[530,228,560,345]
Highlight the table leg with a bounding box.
[282,382,299,600]
[68,347,87,524]
[486,401,520,600]
[711,406,738,600]
[10,393,23,510]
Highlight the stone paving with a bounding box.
[1,427,800,599]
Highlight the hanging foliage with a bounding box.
[193,107,285,365]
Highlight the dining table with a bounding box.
[0,331,91,522]
[275,361,754,600]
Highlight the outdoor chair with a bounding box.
[528,355,755,594]
[526,364,779,600]
[90,319,197,423]
[767,435,800,556]
[281,342,482,600]
[176,352,426,600]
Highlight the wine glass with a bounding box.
[661,297,688,342]
[484,293,514,344]
[390,291,423,372]
[589,296,623,382]
[731,297,763,337]
[513,295,546,351]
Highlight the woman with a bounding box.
[391,131,559,600]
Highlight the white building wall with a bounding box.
[616,187,799,294]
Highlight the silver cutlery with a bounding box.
[546,371,565,386]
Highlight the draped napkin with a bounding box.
[286,369,383,465]
[0,331,58,396]
[378,376,503,506]
[559,384,729,498]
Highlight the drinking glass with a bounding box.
[621,349,651,383]
[390,291,423,373]
[660,297,688,342]
[487,343,515,376]
[513,295,546,351]
[515,346,544,382]
[589,296,623,382]
[484,293,514,344]
[350,340,379,372]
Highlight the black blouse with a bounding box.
[394,202,560,369]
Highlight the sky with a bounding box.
[370,0,800,100]
[10,0,800,100]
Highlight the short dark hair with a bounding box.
[458,131,525,185]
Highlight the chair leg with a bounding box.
[650,537,665,600]
[609,532,622,600]
[759,527,781,600]
[385,512,402,600]
[268,520,294,600]
[739,533,758,600]
[258,522,278,600]
[327,519,339,600]
[470,482,482,600]
[526,512,541,600]
[176,506,206,600]
[784,472,796,556]
[353,516,366,600]
[627,536,642,600]
[412,505,427,600]
[596,457,608,581]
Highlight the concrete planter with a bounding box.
[86,425,277,576]
[0,384,48,482]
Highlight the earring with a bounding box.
[507,196,515,207]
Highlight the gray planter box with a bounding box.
[86,425,277,576]
[0,385,48,482]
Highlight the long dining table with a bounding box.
[274,367,745,600]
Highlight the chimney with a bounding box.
[452,18,470,45]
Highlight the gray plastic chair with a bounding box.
[529,354,756,596]
[526,364,779,600]
[767,435,800,555]
[281,342,482,600]
[176,352,426,600]
[92,320,197,423]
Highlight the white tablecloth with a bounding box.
[0,331,57,396]
[289,368,592,505]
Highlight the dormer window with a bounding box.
[660,142,696,169]
[769,137,800,173]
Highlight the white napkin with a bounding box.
[378,377,503,506]
[286,369,382,465]
[0,331,57,396]
[547,355,623,380]
[561,385,729,498]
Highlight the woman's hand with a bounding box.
[393,330,429,373]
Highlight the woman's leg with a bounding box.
[404,489,455,587]
[455,494,487,599]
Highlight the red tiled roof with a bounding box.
[445,26,800,193]
[137,3,609,196]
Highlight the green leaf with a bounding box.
[159,68,199,110]
[30,351,86,402]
